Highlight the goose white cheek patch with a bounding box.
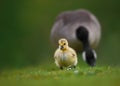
[82,51,86,61]
[92,50,97,59]
[82,50,97,62]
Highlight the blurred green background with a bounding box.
[1,0,120,69]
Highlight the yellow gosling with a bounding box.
[54,38,78,70]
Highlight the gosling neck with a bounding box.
[60,46,69,52]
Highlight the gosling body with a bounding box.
[54,38,78,69]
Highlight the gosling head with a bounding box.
[58,38,69,51]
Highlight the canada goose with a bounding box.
[54,38,78,70]
[51,9,101,67]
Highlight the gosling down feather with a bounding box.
[54,38,78,70]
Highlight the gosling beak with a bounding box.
[60,46,64,50]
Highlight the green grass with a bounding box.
[0,63,120,86]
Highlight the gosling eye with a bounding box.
[63,43,66,45]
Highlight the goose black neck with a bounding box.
[76,26,91,51]
[76,26,96,66]
[82,40,90,51]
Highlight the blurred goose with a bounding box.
[50,9,101,67]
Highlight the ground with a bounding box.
[0,63,120,86]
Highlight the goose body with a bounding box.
[51,9,101,66]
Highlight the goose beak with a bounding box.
[89,59,96,67]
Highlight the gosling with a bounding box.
[54,38,78,70]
